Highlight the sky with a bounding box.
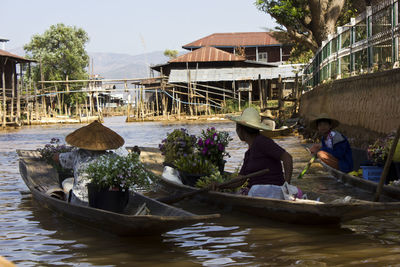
[1,0,278,56]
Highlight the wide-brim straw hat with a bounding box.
[228,107,272,131]
[65,121,125,151]
[310,113,340,129]
[260,109,274,119]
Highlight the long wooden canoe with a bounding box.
[158,169,400,225]
[260,124,295,138]
[17,150,219,236]
[319,159,400,201]
[127,146,400,225]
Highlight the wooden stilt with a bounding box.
[11,71,15,123]
[2,63,6,128]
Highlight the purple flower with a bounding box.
[198,138,203,146]
[202,147,208,155]
[205,139,211,145]
[218,144,224,151]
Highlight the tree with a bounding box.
[24,23,90,109]
[255,0,366,53]
[164,49,179,60]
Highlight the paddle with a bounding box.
[374,125,400,202]
[297,151,317,179]
[158,168,269,204]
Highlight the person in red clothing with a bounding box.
[227,107,293,194]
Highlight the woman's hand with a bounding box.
[310,144,321,154]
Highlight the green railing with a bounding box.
[302,0,399,90]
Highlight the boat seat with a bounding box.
[45,186,66,200]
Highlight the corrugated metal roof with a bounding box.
[168,65,299,83]
[169,46,245,63]
[0,49,35,63]
[182,32,284,49]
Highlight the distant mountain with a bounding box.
[7,47,177,79]
[88,51,171,79]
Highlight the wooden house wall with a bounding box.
[0,58,18,96]
[217,46,291,63]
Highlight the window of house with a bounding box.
[258,52,268,62]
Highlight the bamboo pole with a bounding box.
[374,125,400,202]
[2,63,6,128]
[18,64,23,124]
[258,74,263,109]
[11,71,15,123]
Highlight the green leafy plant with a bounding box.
[367,132,396,166]
[158,128,197,164]
[174,153,217,175]
[197,127,232,169]
[85,153,155,191]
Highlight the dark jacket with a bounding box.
[321,131,353,173]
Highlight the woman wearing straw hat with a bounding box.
[53,121,125,205]
[260,109,276,130]
[228,107,293,194]
[309,113,353,173]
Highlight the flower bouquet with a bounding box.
[159,128,197,166]
[85,152,154,212]
[37,138,73,181]
[197,127,232,173]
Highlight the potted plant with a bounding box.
[37,138,73,182]
[159,128,197,166]
[197,127,232,173]
[174,153,218,186]
[85,152,154,212]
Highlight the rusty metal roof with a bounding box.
[0,49,35,63]
[183,32,286,49]
[169,46,245,63]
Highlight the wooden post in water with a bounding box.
[248,82,252,107]
[2,63,6,128]
[11,71,15,123]
[155,87,159,117]
[238,91,241,111]
[17,64,23,124]
[277,75,283,117]
[258,74,263,110]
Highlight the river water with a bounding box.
[1,116,400,266]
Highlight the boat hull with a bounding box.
[18,150,219,236]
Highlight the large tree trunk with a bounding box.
[309,0,346,47]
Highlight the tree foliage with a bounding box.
[164,49,179,60]
[24,23,90,105]
[255,0,365,53]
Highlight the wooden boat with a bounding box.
[17,150,219,236]
[318,151,400,201]
[260,123,296,138]
[158,169,400,225]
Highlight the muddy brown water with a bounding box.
[1,116,400,266]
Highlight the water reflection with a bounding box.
[1,116,400,266]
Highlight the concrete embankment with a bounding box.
[300,68,400,147]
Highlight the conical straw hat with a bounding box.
[65,121,124,151]
[228,107,272,131]
[310,113,340,130]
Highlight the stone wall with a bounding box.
[299,68,400,148]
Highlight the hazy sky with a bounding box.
[2,0,277,55]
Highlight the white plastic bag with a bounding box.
[281,182,300,200]
[162,166,183,185]
[248,184,285,199]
